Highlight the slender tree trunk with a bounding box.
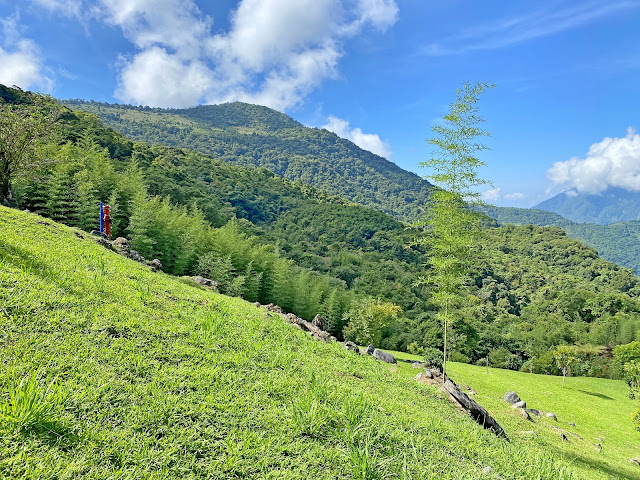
[443,301,448,380]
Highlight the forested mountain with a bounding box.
[63,99,433,222]
[485,206,640,274]
[534,187,640,224]
[4,85,640,378]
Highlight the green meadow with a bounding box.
[391,349,640,479]
[0,205,637,479]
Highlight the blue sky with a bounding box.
[1,0,639,207]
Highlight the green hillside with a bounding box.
[5,86,640,374]
[0,206,576,479]
[391,350,640,480]
[62,99,433,222]
[486,206,640,274]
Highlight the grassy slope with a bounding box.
[0,206,577,480]
[389,350,640,480]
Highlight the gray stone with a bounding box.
[504,391,521,404]
[113,237,129,250]
[630,458,640,466]
[149,258,162,272]
[344,341,359,354]
[423,369,433,379]
[569,422,576,427]
[412,361,428,368]
[525,408,541,418]
[545,412,557,421]
[594,443,602,452]
[191,276,219,288]
[511,401,526,409]
[311,314,326,330]
[128,250,145,263]
[373,349,397,364]
[520,409,533,421]
[366,344,375,355]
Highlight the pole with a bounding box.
[99,202,104,234]
[104,205,111,239]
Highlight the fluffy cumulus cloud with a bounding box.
[35,0,397,108]
[0,16,52,91]
[322,115,392,159]
[547,128,640,194]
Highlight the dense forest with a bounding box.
[4,86,640,381]
[486,206,640,274]
[63,99,433,222]
[534,186,640,224]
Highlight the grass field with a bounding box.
[0,205,635,479]
[390,350,640,479]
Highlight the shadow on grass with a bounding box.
[578,390,614,400]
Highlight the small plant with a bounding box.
[0,371,66,434]
[347,442,388,480]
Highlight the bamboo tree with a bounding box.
[414,82,494,380]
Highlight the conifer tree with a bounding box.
[414,82,494,379]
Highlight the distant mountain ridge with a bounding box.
[534,187,640,224]
[64,99,433,222]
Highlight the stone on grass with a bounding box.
[412,361,427,368]
[569,422,576,427]
[594,443,602,453]
[520,409,533,421]
[511,401,526,409]
[149,258,162,272]
[545,412,557,421]
[311,314,326,330]
[366,344,375,355]
[504,391,521,404]
[344,341,360,354]
[373,349,397,364]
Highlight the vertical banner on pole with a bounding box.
[99,202,104,234]
[104,205,111,239]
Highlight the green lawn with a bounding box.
[0,205,628,479]
[389,350,640,479]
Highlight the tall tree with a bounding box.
[0,98,59,204]
[414,82,494,379]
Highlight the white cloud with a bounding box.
[482,188,501,201]
[547,127,640,194]
[322,115,392,159]
[504,192,525,200]
[115,47,213,108]
[31,0,84,18]
[423,1,639,56]
[78,0,398,108]
[0,16,52,91]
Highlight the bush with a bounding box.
[448,351,470,364]
[423,347,443,369]
[343,299,401,346]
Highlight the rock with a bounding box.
[568,432,583,440]
[287,314,335,343]
[520,409,533,422]
[630,458,640,466]
[128,249,145,263]
[112,237,129,251]
[415,372,436,385]
[525,408,541,418]
[561,434,568,442]
[412,361,428,368]
[148,258,162,272]
[511,401,527,409]
[568,422,576,427]
[504,391,521,404]
[191,276,219,289]
[366,344,375,355]
[344,341,360,354]
[467,389,477,395]
[545,412,557,421]
[90,230,108,239]
[265,304,282,313]
[428,367,442,378]
[373,349,397,364]
[442,378,508,439]
[594,443,602,452]
[311,314,326,330]
[423,369,433,379]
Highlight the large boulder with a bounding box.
[366,344,375,355]
[148,258,162,272]
[504,391,521,404]
[372,349,397,364]
[191,276,219,289]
